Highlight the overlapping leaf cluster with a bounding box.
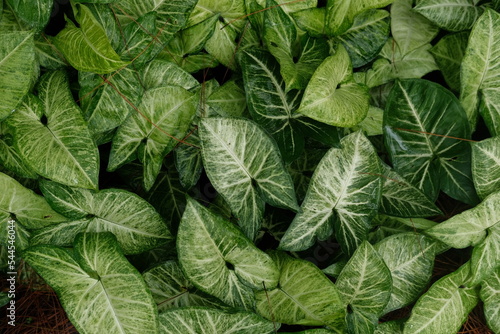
[1,0,499,333]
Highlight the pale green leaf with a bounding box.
[199,117,299,239]
[404,262,479,334]
[374,233,436,314]
[6,71,99,189]
[177,198,279,310]
[469,222,500,286]
[204,20,238,70]
[255,251,346,330]
[174,132,202,190]
[375,321,404,334]
[480,87,500,137]
[158,307,276,334]
[187,0,246,28]
[414,0,483,32]
[280,131,382,255]
[384,79,478,205]
[6,0,52,30]
[460,9,500,127]
[480,267,500,334]
[32,180,172,255]
[0,31,35,120]
[85,4,121,51]
[472,136,500,200]
[291,8,326,37]
[0,122,37,178]
[141,59,200,91]
[206,79,247,117]
[352,106,384,136]
[34,35,67,70]
[426,191,500,248]
[23,232,159,334]
[297,44,370,127]
[53,3,129,74]
[256,0,317,12]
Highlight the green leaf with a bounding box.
[414,0,483,32]
[460,9,500,127]
[479,87,500,137]
[426,191,500,249]
[204,20,239,70]
[199,117,299,239]
[143,261,223,311]
[158,307,277,333]
[480,267,500,334]
[23,232,159,334]
[384,79,478,205]
[404,262,479,334]
[337,9,390,68]
[469,222,500,286]
[0,122,37,178]
[6,0,52,30]
[0,172,66,229]
[32,180,172,255]
[288,148,326,202]
[280,131,382,255]
[108,86,197,191]
[336,241,392,334]
[53,3,129,74]
[0,31,35,120]
[34,35,68,70]
[430,32,468,92]
[374,233,436,314]
[117,11,157,67]
[6,71,99,189]
[379,163,442,218]
[291,8,326,37]
[177,198,279,310]
[352,106,384,136]
[297,44,370,127]
[472,136,500,200]
[174,132,202,190]
[255,251,346,330]
[206,79,247,117]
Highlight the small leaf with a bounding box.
[297,44,370,127]
[0,122,37,178]
[255,251,346,330]
[177,198,279,310]
[53,3,129,74]
[480,267,500,334]
[174,132,202,190]
[426,191,500,248]
[23,232,159,334]
[118,11,157,67]
[472,136,500,200]
[291,8,326,37]
[158,307,277,333]
[404,262,479,334]
[414,0,483,32]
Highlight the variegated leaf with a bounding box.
[32,180,172,255]
[6,71,99,189]
[384,79,478,205]
[404,262,479,334]
[199,117,299,240]
[480,267,500,334]
[480,87,500,137]
[426,191,500,248]
[472,136,500,200]
[158,307,276,334]
[469,222,500,286]
[117,11,157,67]
[174,132,202,190]
[177,198,279,310]
[255,251,346,331]
[23,233,159,334]
[414,0,483,32]
[280,131,381,256]
[5,0,52,30]
[0,122,37,178]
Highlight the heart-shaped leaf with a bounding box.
[472,136,500,200]
[280,131,382,256]
[199,117,299,239]
[23,232,159,334]
[177,197,280,310]
[255,251,346,330]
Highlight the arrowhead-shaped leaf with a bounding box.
[177,198,280,310]
[472,136,500,200]
[255,251,346,330]
[6,71,99,189]
[23,232,159,334]
[384,79,478,205]
[32,180,172,255]
[414,0,483,32]
[280,131,381,255]
[199,117,299,239]
[297,44,370,127]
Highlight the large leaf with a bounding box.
[469,222,500,286]
[336,241,392,334]
[108,86,197,191]
[472,136,500,200]
[5,0,52,30]
[414,0,483,32]
[158,307,276,334]
[53,3,129,74]
[384,79,478,205]
[480,267,500,334]
[297,44,370,127]
[32,180,172,255]
[6,71,100,189]
[255,251,346,331]
[426,191,500,248]
[0,122,37,178]
[199,117,299,239]
[177,198,279,310]
[460,9,500,127]
[374,233,436,314]
[280,131,382,256]
[23,232,159,334]
[117,11,157,67]
[0,172,66,229]
[404,262,479,334]
[0,31,35,120]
